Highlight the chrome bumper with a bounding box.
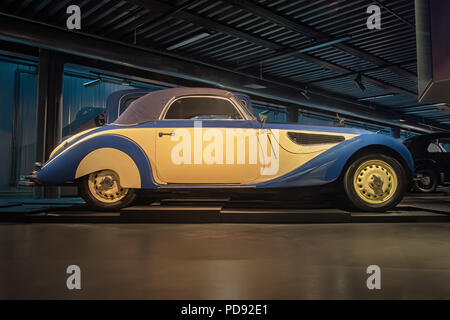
[20,162,43,186]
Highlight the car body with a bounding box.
[404,132,450,192]
[29,87,414,211]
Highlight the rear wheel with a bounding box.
[413,168,438,193]
[79,170,136,211]
[342,153,406,212]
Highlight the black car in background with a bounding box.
[403,133,450,192]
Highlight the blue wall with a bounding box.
[63,71,135,136]
[0,58,37,195]
[62,67,166,136]
[252,104,287,122]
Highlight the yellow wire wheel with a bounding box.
[87,170,128,203]
[353,159,398,204]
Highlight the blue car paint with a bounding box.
[37,135,154,187]
[48,125,117,161]
[255,134,414,189]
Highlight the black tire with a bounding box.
[78,170,137,211]
[342,153,406,212]
[413,168,438,193]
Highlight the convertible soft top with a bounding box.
[114,87,236,125]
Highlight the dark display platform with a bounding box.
[0,193,449,223]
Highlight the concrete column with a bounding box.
[391,127,401,139]
[287,106,298,123]
[36,49,64,198]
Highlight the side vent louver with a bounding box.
[287,132,345,145]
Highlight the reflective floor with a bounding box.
[0,222,449,299]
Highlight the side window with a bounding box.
[164,97,242,120]
[428,142,442,153]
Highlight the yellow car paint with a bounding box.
[76,147,141,188]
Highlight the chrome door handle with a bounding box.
[158,131,174,137]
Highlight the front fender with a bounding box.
[36,135,155,188]
[256,134,414,188]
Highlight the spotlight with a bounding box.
[83,78,101,88]
[244,83,266,89]
[336,113,346,127]
[166,32,211,51]
[358,94,395,101]
[299,88,310,100]
[354,73,366,92]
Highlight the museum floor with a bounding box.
[0,192,449,299]
[0,222,449,299]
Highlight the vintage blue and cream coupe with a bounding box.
[29,88,414,211]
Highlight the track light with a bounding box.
[83,78,101,88]
[244,83,266,89]
[166,32,211,51]
[354,73,366,92]
[299,88,310,100]
[358,94,395,101]
[336,113,346,127]
[297,36,352,53]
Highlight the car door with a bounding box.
[154,95,262,184]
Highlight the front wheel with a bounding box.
[342,154,406,212]
[78,170,136,211]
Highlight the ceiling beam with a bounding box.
[308,60,417,84]
[373,0,415,28]
[126,0,417,97]
[86,3,139,34]
[234,38,348,71]
[0,12,441,133]
[227,0,417,82]
[116,0,204,41]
